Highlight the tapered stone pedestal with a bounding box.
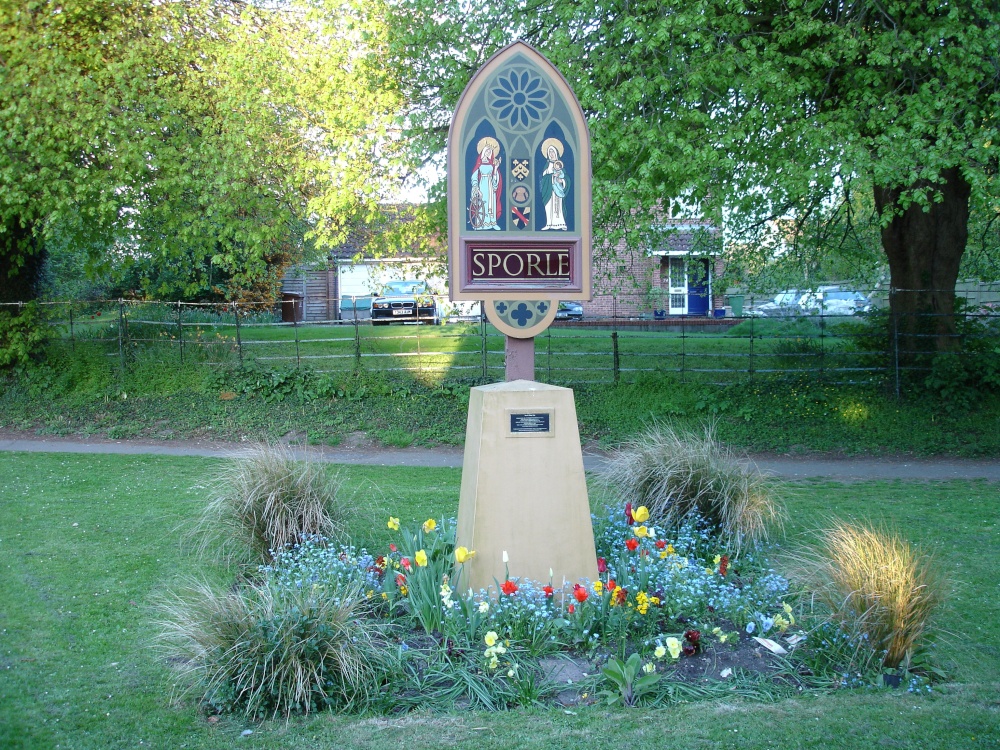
[455,380,598,594]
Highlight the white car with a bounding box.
[798,288,871,316]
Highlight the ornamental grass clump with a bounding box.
[600,424,783,550]
[793,520,946,669]
[155,577,394,717]
[198,443,356,565]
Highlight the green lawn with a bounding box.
[1,452,997,749]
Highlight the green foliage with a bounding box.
[1,0,411,303]
[599,653,660,707]
[387,0,1000,310]
[155,577,395,717]
[0,302,46,367]
[599,424,784,550]
[198,443,359,567]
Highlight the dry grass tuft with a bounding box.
[600,423,783,550]
[792,520,946,669]
[197,443,355,566]
[155,577,392,717]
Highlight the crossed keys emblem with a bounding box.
[511,159,530,181]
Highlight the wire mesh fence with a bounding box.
[5,291,999,391]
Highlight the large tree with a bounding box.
[387,0,1000,354]
[1,0,406,303]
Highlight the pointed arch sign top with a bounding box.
[448,42,592,301]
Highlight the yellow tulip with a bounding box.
[415,549,428,567]
[633,525,649,538]
[632,505,650,523]
[455,546,476,564]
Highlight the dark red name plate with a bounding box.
[460,238,582,292]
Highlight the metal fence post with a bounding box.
[749,314,755,383]
[293,308,301,369]
[352,298,361,370]
[819,311,825,379]
[891,287,900,399]
[68,303,75,352]
[612,331,620,383]
[481,315,488,381]
[118,299,126,376]
[177,301,184,365]
[233,302,243,364]
[680,313,686,383]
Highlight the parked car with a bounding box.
[799,287,871,316]
[747,290,802,317]
[370,280,441,325]
[555,301,584,321]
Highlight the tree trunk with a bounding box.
[874,167,970,363]
[0,218,45,304]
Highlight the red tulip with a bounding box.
[573,584,588,603]
[597,557,608,573]
[543,585,554,598]
[501,579,518,596]
[626,538,639,552]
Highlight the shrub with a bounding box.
[198,443,357,566]
[0,301,46,368]
[156,577,394,717]
[790,521,945,669]
[600,424,783,551]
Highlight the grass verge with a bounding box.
[1,452,998,748]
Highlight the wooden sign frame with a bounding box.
[448,42,592,302]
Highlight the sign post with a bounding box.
[448,42,598,594]
[448,41,592,379]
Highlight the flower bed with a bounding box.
[163,501,942,717]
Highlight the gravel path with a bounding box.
[1,432,999,481]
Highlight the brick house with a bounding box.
[587,219,725,319]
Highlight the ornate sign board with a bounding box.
[447,42,592,309]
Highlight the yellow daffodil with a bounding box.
[783,602,796,625]
[485,631,498,647]
[655,645,667,659]
[455,546,475,564]
[415,549,428,567]
[666,636,682,659]
[659,550,668,559]
[387,516,400,531]
[633,525,650,538]
[422,518,436,534]
[632,505,650,523]
[774,614,789,632]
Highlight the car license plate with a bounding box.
[392,309,412,316]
